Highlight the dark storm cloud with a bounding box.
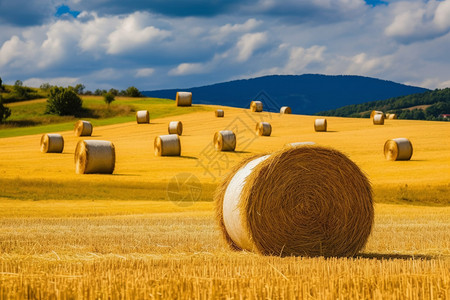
[0,0,56,26]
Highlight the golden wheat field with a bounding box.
[0,102,449,299]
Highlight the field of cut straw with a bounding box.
[0,100,449,298]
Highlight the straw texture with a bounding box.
[74,120,93,137]
[314,119,327,132]
[215,146,373,257]
[250,101,263,112]
[215,109,224,117]
[370,110,384,119]
[255,122,272,136]
[176,92,192,106]
[168,121,183,135]
[287,141,316,147]
[280,106,292,114]
[40,134,64,153]
[136,110,150,124]
[74,140,115,174]
[214,130,236,151]
[154,134,181,156]
[373,114,385,125]
[384,138,413,161]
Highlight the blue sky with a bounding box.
[1,0,449,91]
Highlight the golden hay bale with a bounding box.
[168,121,183,135]
[215,146,373,257]
[287,141,316,147]
[280,106,292,114]
[250,101,263,112]
[314,119,327,132]
[370,110,384,119]
[373,114,385,125]
[136,110,150,124]
[215,109,224,117]
[255,122,272,136]
[214,130,236,151]
[154,134,181,156]
[176,91,192,106]
[40,134,64,153]
[388,113,397,119]
[74,120,93,137]
[74,140,115,174]
[384,138,413,161]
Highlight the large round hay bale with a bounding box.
[168,121,183,135]
[215,146,373,257]
[314,119,327,132]
[74,120,93,137]
[255,122,272,136]
[250,101,263,112]
[384,138,413,161]
[287,141,316,147]
[40,134,64,153]
[373,114,385,125]
[136,110,150,124]
[74,140,115,174]
[280,106,292,114]
[215,109,224,117]
[370,110,384,119]
[214,130,236,151]
[176,92,192,107]
[154,134,181,156]
[388,113,397,119]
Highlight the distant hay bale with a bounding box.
[250,101,263,112]
[214,130,236,151]
[373,114,385,125]
[388,114,397,119]
[287,141,316,147]
[136,110,150,124]
[215,146,373,257]
[314,119,327,132]
[384,138,413,161]
[74,120,93,137]
[176,92,192,107]
[280,106,292,114]
[74,140,115,174]
[168,121,183,135]
[154,134,181,156]
[255,122,272,136]
[215,109,224,117]
[40,134,64,153]
[370,110,384,119]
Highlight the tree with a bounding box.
[45,86,83,116]
[0,77,2,89]
[14,80,23,87]
[108,88,119,96]
[0,95,11,123]
[103,92,115,108]
[125,86,142,97]
[74,84,85,95]
[40,83,51,91]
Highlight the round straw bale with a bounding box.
[373,114,385,125]
[384,138,413,161]
[154,134,181,156]
[176,91,192,106]
[314,119,327,132]
[255,122,272,136]
[74,120,93,137]
[215,109,224,117]
[74,140,115,174]
[214,130,236,151]
[388,113,397,119]
[215,146,373,257]
[370,110,384,119]
[250,101,263,112]
[40,134,64,153]
[287,141,316,147]
[136,110,150,124]
[280,106,292,114]
[168,121,183,135]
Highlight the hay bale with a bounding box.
[74,120,93,137]
[74,140,115,174]
[314,119,327,132]
[168,121,183,135]
[280,106,292,114]
[214,130,236,151]
[176,92,192,107]
[215,146,373,257]
[287,141,316,147]
[370,110,384,119]
[40,134,64,153]
[373,114,385,125]
[154,134,181,156]
[255,122,272,136]
[388,114,397,119]
[136,110,150,124]
[384,138,413,161]
[250,101,263,112]
[215,109,224,117]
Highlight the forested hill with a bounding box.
[316,88,450,121]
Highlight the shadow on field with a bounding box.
[357,253,434,260]
[179,155,198,160]
[233,150,252,154]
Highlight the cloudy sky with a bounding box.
[1,0,449,91]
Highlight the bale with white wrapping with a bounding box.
[74,120,93,137]
[256,122,272,136]
[215,109,224,117]
[370,110,384,119]
[314,119,327,132]
[373,114,384,125]
[154,134,181,156]
[136,110,150,124]
[214,130,236,151]
[176,92,192,106]
[74,140,115,174]
[168,121,183,135]
[215,146,373,257]
[388,114,397,119]
[40,134,64,153]
[250,101,263,112]
[280,106,292,114]
[384,138,413,161]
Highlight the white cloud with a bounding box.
[236,32,268,62]
[23,77,80,88]
[135,68,155,78]
[169,63,207,76]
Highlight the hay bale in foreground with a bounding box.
[314,119,327,132]
[154,134,181,156]
[250,101,263,112]
[214,130,236,151]
[74,120,93,137]
[136,110,150,124]
[215,109,224,117]
[176,92,192,106]
[384,138,413,161]
[256,122,272,136]
[280,106,292,114]
[215,146,373,257]
[74,140,115,174]
[373,114,385,125]
[370,110,384,119]
[168,121,183,135]
[40,134,64,153]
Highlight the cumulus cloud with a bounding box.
[236,32,268,62]
[169,63,208,76]
[135,68,155,78]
